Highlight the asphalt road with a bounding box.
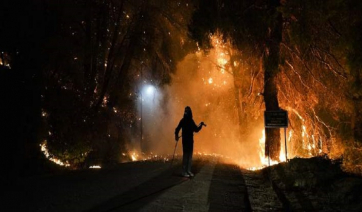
[5,156,362,211]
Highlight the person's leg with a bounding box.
[187,142,194,176]
[182,141,189,177]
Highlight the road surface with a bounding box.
[4,156,362,211]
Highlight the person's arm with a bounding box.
[193,120,203,133]
[175,118,183,141]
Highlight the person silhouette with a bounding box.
[175,106,206,177]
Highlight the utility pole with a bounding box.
[140,68,143,151]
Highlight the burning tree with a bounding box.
[3,0,362,173]
[278,0,362,171]
[190,0,362,170]
[190,0,283,160]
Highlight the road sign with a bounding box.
[264,110,288,128]
[264,110,289,162]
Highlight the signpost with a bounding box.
[264,110,289,162]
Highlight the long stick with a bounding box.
[170,136,181,168]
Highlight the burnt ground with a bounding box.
[3,156,362,212]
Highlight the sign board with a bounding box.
[264,110,288,128]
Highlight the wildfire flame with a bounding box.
[131,152,138,161]
[126,151,169,162]
[124,117,319,171]
[247,129,288,171]
[40,141,70,167]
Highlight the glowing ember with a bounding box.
[126,151,170,162]
[41,110,47,117]
[131,152,138,161]
[217,57,227,66]
[208,78,213,84]
[89,165,101,169]
[102,96,108,107]
[196,151,228,158]
[40,141,70,167]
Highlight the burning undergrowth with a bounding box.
[40,33,361,175]
[129,34,284,170]
[150,33,355,171]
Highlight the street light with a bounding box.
[140,84,156,151]
[145,85,155,96]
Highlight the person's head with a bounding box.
[184,106,193,119]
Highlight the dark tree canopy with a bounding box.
[1,0,362,174]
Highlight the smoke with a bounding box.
[135,43,266,168]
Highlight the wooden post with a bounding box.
[284,127,288,162]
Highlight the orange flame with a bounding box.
[40,141,70,167]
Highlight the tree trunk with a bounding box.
[351,66,362,142]
[107,32,139,106]
[93,1,126,110]
[353,101,362,142]
[231,55,244,137]
[84,0,93,95]
[89,2,108,97]
[263,0,282,161]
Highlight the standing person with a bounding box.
[175,106,206,177]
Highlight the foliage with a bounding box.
[35,0,196,167]
[2,0,362,172]
[189,0,362,169]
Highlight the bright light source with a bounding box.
[147,85,155,95]
[139,84,160,111]
[145,85,155,95]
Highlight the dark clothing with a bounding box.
[182,140,193,174]
[175,117,202,140]
[175,117,202,175]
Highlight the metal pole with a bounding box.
[141,90,142,150]
[284,127,288,162]
[267,132,271,185]
[268,132,270,167]
[140,68,143,151]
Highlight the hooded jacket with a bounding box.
[175,106,202,141]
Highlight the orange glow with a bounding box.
[130,151,138,161]
[126,150,169,162]
[248,129,287,170]
[208,78,213,84]
[137,34,326,172]
[40,141,70,167]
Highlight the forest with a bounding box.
[1,0,362,177]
